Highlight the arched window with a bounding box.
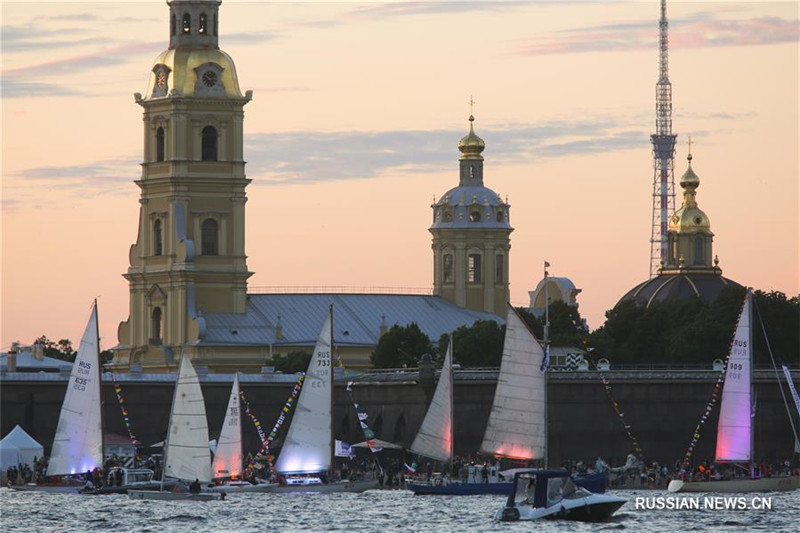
[182,13,191,34]
[495,210,503,223]
[443,210,453,222]
[156,127,165,162]
[202,126,217,161]
[151,307,163,344]
[468,254,482,283]
[171,14,176,36]
[443,254,454,282]
[201,218,219,256]
[694,237,704,265]
[469,210,481,222]
[199,13,207,34]
[495,254,504,283]
[153,219,163,256]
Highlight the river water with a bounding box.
[1,487,798,532]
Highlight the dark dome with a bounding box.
[618,273,743,308]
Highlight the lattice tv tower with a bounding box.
[649,0,678,278]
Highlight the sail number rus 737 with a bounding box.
[317,351,331,366]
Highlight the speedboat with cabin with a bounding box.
[495,470,626,522]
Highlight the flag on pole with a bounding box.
[540,344,550,373]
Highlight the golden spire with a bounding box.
[458,97,485,161]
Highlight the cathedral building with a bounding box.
[112,0,508,373]
[618,150,742,307]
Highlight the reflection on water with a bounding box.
[1,488,798,532]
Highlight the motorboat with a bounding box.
[495,470,625,522]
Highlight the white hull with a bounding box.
[272,479,379,494]
[496,493,627,522]
[128,489,222,501]
[668,476,800,493]
[205,482,277,493]
[10,484,81,494]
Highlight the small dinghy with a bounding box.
[495,470,625,522]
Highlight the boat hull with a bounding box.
[668,476,800,493]
[10,484,81,494]
[410,472,609,496]
[271,479,379,494]
[496,494,627,522]
[205,482,277,493]
[128,489,223,501]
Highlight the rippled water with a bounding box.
[1,488,798,532]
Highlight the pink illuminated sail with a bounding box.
[715,293,752,463]
[480,305,545,460]
[409,341,453,463]
[212,373,242,479]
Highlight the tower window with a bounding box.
[151,307,163,345]
[171,15,176,36]
[182,13,191,34]
[153,219,163,256]
[469,166,474,178]
[469,210,481,222]
[201,126,217,161]
[443,254,454,282]
[694,237,704,265]
[156,127,165,162]
[199,13,207,34]
[213,15,218,36]
[443,210,453,222]
[202,218,219,256]
[468,254,482,283]
[495,254,504,283]
[496,210,503,223]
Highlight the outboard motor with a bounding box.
[499,506,520,522]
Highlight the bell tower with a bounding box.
[430,112,512,317]
[116,0,252,370]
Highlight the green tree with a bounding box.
[271,351,312,374]
[32,335,77,362]
[514,303,588,347]
[438,320,505,367]
[370,323,434,369]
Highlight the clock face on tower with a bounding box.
[156,72,166,90]
[202,71,218,87]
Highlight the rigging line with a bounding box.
[751,293,800,448]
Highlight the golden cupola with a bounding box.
[669,152,710,234]
[458,115,486,161]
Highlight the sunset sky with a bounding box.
[2,1,798,352]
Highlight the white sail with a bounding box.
[274,314,333,474]
[164,355,212,483]
[47,303,104,476]
[715,293,752,463]
[212,373,242,479]
[409,340,453,463]
[480,305,546,460]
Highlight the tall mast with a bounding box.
[449,335,455,468]
[748,292,755,476]
[95,300,105,474]
[543,261,549,468]
[329,304,335,476]
[649,0,677,278]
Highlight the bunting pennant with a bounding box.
[584,351,643,456]
[108,372,140,446]
[252,373,305,467]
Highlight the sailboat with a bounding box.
[409,305,608,495]
[668,292,800,493]
[207,373,275,493]
[271,308,379,493]
[129,354,222,501]
[17,302,157,494]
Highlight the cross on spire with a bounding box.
[469,95,475,116]
[687,136,693,156]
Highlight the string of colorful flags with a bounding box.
[346,381,382,454]
[239,389,267,450]
[583,350,643,457]
[108,372,140,446]
[253,373,305,466]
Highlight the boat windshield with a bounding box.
[512,476,536,506]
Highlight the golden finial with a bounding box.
[469,96,475,120]
[687,136,693,162]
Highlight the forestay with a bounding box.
[715,293,752,463]
[164,355,212,483]
[274,314,333,474]
[212,373,242,479]
[409,341,453,463]
[480,305,545,460]
[47,303,103,476]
